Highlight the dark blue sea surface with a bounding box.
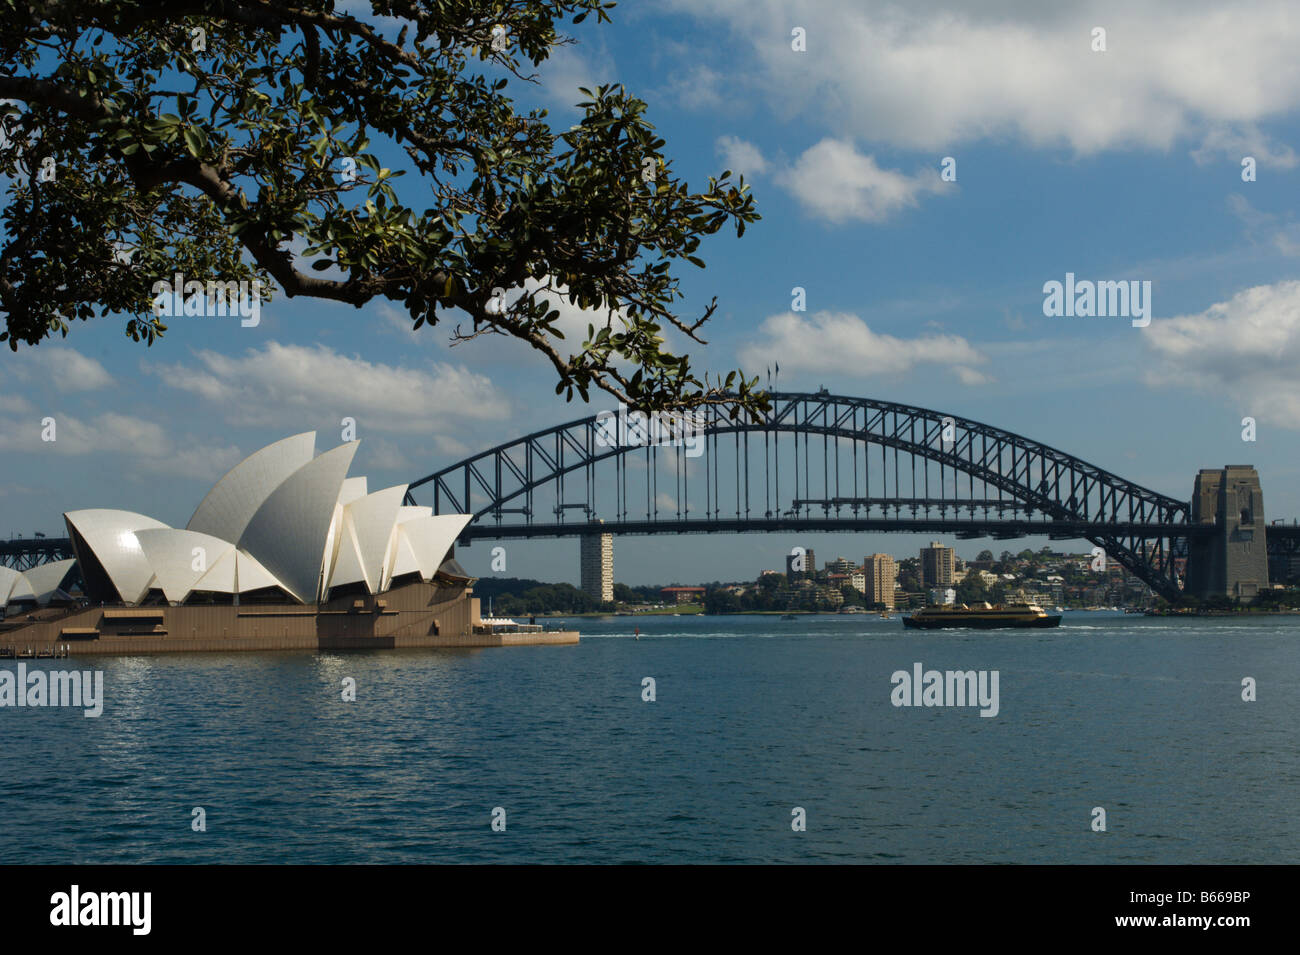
[1,612,1295,863]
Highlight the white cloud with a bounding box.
[715,135,769,180]
[491,276,672,367]
[713,135,950,223]
[373,275,664,380]
[0,408,165,455]
[509,277,618,347]
[3,348,113,391]
[955,366,993,386]
[737,310,989,378]
[360,436,412,472]
[776,139,949,223]
[377,279,631,359]
[150,444,244,479]
[0,392,243,477]
[666,65,726,110]
[147,341,511,433]
[375,301,428,344]
[0,393,35,416]
[1191,123,1298,169]
[1144,280,1300,426]
[433,434,471,458]
[665,0,1300,155]
[539,42,617,114]
[1226,193,1300,257]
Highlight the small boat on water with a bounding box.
[780,613,798,620]
[903,601,1062,630]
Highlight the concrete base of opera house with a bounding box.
[0,580,578,655]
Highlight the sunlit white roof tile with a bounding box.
[136,529,237,604]
[238,441,359,602]
[64,509,170,605]
[187,432,315,542]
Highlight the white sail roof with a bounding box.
[387,532,422,581]
[321,478,367,589]
[338,476,369,506]
[327,515,368,591]
[8,574,35,603]
[396,513,472,581]
[236,549,282,594]
[384,505,433,589]
[22,558,77,605]
[187,432,315,542]
[192,546,237,594]
[65,509,170,605]
[136,529,238,604]
[49,435,472,610]
[350,485,407,593]
[0,566,27,608]
[238,441,358,603]
[396,505,432,523]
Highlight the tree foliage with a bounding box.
[472,576,600,614]
[0,0,766,414]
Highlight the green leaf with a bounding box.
[181,126,203,157]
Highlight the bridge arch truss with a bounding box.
[406,392,1202,601]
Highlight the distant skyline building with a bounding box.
[928,586,957,606]
[580,527,614,604]
[786,547,816,580]
[660,585,705,605]
[864,553,897,609]
[920,541,956,590]
[825,557,856,575]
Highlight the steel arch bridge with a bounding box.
[405,391,1214,602]
[0,537,73,571]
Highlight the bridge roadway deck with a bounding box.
[457,518,1211,541]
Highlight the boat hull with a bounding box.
[903,614,1062,630]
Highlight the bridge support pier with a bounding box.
[1184,466,1269,603]
[580,525,614,605]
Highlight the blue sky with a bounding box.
[4,0,1300,585]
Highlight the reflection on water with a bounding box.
[1,612,1297,863]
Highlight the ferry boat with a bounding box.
[902,601,1062,630]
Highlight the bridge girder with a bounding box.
[0,539,74,571]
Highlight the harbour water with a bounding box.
[1,611,1295,864]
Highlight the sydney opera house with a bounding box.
[0,434,577,653]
